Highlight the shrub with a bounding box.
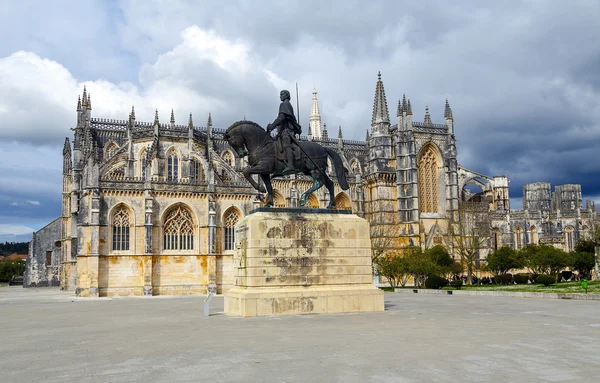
[536,274,555,286]
[495,273,513,285]
[425,275,449,289]
[450,280,463,289]
[513,273,530,284]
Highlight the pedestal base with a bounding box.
[225,285,383,316]
[224,209,384,317]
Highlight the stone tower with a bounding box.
[308,88,323,140]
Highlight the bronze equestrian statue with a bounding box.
[223,90,349,208]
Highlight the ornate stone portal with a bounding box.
[224,208,384,316]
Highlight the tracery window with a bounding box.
[350,160,361,175]
[222,151,234,167]
[418,145,438,213]
[191,159,201,182]
[565,226,574,252]
[105,142,118,159]
[168,151,179,181]
[112,207,130,251]
[491,228,501,251]
[224,209,241,251]
[163,205,194,250]
[530,226,538,245]
[514,227,524,250]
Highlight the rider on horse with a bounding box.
[266,90,302,175]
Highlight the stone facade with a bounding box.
[24,217,61,287]
[25,72,599,296]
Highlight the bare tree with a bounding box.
[449,201,491,285]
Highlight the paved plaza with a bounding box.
[1,287,599,383]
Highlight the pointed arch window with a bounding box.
[514,227,524,250]
[191,158,201,182]
[163,205,194,250]
[418,145,439,213]
[222,151,234,167]
[105,142,119,159]
[168,151,179,181]
[224,209,241,251]
[112,207,130,251]
[565,226,574,252]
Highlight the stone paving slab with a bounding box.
[395,288,600,300]
[1,286,599,383]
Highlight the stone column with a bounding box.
[594,246,600,281]
[208,197,216,255]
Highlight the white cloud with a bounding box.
[0,224,35,236]
[25,200,40,205]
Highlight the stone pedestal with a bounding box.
[224,208,384,317]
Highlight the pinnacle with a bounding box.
[407,99,412,115]
[371,71,390,125]
[87,93,91,109]
[424,105,432,125]
[82,86,87,106]
[77,96,82,111]
[130,105,135,119]
[444,98,453,120]
[189,113,194,128]
[338,125,343,139]
[170,108,175,124]
[207,112,212,127]
[154,109,159,125]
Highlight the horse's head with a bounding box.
[224,123,248,158]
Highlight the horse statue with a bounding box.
[223,120,349,208]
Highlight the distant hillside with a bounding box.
[0,242,29,257]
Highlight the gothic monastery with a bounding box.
[25,73,598,296]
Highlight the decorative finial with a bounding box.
[338,125,343,139]
[87,93,91,110]
[366,129,370,141]
[407,99,412,115]
[371,71,390,124]
[77,96,82,111]
[82,86,87,106]
[154,109,159,125]
[170,108,175,124]
[424,105,432,125]
[322,123,328,140]
[377,71,381,80]
[207,112,212,127]
[444,98,453,120]
[188,113,193,128]
[130,105,135,119]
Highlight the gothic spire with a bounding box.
[63,137,71,155]
[338,125,343,139]
[154,109,159,126]
[424,105,432,125]
[366,129,370,141]
[188,113,194,128]
[309,88,323,138]
[82,86,87,106]
[401,94,408,115]
[371,71,390,125]
[444,98,453,121]
[322,123,328,140]
[77,96,82,111]
[130,105,135,120]
[87,93,91,110]
[170,108,175,125]
[397,99,402,117]
[407,99,412,115]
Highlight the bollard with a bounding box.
[203,283,217,316]
[582,279,588,294]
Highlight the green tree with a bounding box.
[571,252,595,279]
[521,244,569,281]
[0,259,26,282]
[484,246,524,276]
[375,254,410,288]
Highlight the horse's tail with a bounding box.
[325,148,350,190]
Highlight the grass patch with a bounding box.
[442,280,600,294]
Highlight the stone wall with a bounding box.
[24,217,61,287]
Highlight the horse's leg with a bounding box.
[324,174,336,209]
[260,174,274,207]
[300,170,322,207]
[242,167,266,193]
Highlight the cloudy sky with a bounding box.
[1,0,600,241]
